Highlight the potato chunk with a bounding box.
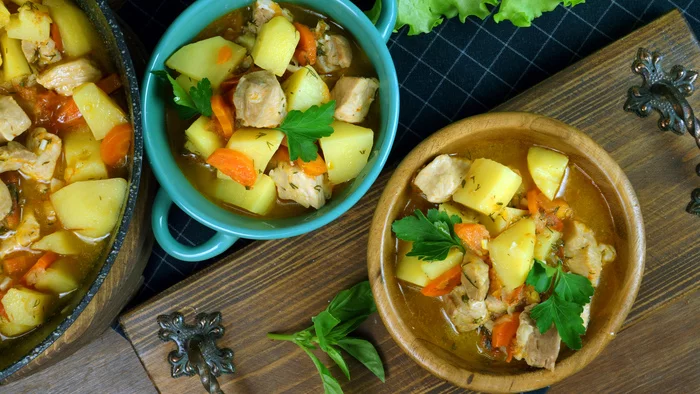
[63,127,108,183]
[72,83,128,140]
[252,15,300,76]
[319,121,373,184]
[282,66,330,111]
[479,207,528,236]
[44,0,100,57]
[0,316,33,337]
[420,248,464,280]
[32,230,85,255]
[166,36,246,88]
[396,247,430,287]
[221,128,284,177]
[527,147,569,200]
[34,258,81,293]
[438,202,478,223]
[50,178,128,238]
[489,217,536,291]
[0,3,10,30]
[213,175,277,215]
[0,31,31,82]
[184,116,222,159]
[1,287,55,327]
[6,3,52,42]
[452,158,522,215]
[533,228,562,261]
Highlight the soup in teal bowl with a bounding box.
[142,0,399,261]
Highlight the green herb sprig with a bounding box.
[275,101,336,162]
[152,70,213,119]
[391,208,465,261]
[267,281,385,394]
[525,259,594,350]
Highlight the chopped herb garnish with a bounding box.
[275,101,336,162]
[151,70,213,118]
[392,209,465,261]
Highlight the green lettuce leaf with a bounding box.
[494,0,585,27]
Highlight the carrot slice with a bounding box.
[421,265,462,297]
[293,23,317,66]
[51,23,64,53]
[2,255,35,277]
[272,146,290,164]
[491,312,521,349]
[55,98,84,126]
[296,155,327,176]
[96,73,123,95]
[100,123,133,167]
[527,189,567,232]
[454,223,490,255]
[23,252,58,286]
[217,45,233,64]
[207,149,257,187]
[504,284,524,305]
[210,95,234,139]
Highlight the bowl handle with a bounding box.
[374,0,397,43]
[152,188,239,261]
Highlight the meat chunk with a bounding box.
[485,294,507,317]
[413,154,471,203]
[0,181,12,222]
[36,58,103,96]
[581,303,591,331]
[0,210,40,258]
[22,128,62,182]
[444,285,489,332]
[233,70,287,128]
[0,142,36,173]
[250,0,292,33]
[0,96,32,142]
[316,35,353,73]
[331,77,379,124]
[563,221,616,287]
[513,305,561,371]
[461,253,489,301]
[22,39,62,67]
[269,161,332,209]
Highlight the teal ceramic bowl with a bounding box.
[143,0,399,261]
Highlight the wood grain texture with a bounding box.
[3,329,157,394]
[2,167,154,383]
[121,10,700,393]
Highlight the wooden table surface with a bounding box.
[6,10,700,394]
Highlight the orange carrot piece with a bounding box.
[296,155,327,176]
[217,45,233,64]
[272,146,290,164]
[96,73,123,95]
[2,255,35,277]
[100,123,133,167]
[504,284,524,305]
[22,252,58,286]
[527,189,566,232]
[488,267,503,298]
[454,223,490,255]
[51,23,64,53]
[421,265,462,297]
[210,95,234,139]
[281,136,288,147]
[293,23,317,66]
[55,98,83,126]
[206,149,257,187]
[491,312,521,349]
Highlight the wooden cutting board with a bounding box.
[120,10,700,393]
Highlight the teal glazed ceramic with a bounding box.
[143,0,399,261]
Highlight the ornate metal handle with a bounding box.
[157,312,235,394]
[624,47,700,216]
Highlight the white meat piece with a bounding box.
[233,70,287,128]
[21,39,62,66]
[413,154,471,203]
[331,76,379,124]
[513,304,561,371]
[563,221,615,287]
[22,128,62,182]
[314,20,330,38]
[0,96,32,142]
[269,161,332,209]
[250,0,292,33]
[444,285,489,332]
[581,303,591,332]
[36,58,103,96]
[0,210,40,258]
[461,253,489,301]
[0,142,36,173]
[0,181,12,222]
[485,294,507,318]
[316,35,353,73]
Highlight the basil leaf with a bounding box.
[326,345,350,380]
[327,315,367,342]
[301,347,344,394]
[336,338,385,382]
[313,310,340,351]
[326,281,376,322]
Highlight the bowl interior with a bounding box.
[368,113,645,392]
[142,0,398,239]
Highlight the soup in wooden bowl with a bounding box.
[367,112,645,392]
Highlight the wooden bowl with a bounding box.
[367,112,646,392]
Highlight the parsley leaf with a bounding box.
[525,259,557,293]
[530,294,586,350]
[392,209,465,261]
[276,101,336,162]
[151,70,213,118]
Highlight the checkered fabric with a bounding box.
[116,0,700,304]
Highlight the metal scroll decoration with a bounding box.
[157,312,235,394]
[624,47,700,216]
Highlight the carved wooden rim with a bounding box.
[367,112,646,392]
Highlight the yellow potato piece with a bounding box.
[0,31,31,81]
[489,217,536,291]
[6,3,52,42]
[73,83,128,140]
[63,127,108,184]
[396,249,430,287]
[534,229,562,261]
[32,230,85,255]
[166,36,246,88]
[34,258,81,294]
[252,16,300,76]
[479,207,528,236]
[44,0,100,57]
[282,66,331,111]
[224,128,284,175]
[213,175,277,215]
[1,287,55,327]
[319,121,373,184]
[452,158,522,216]
[420,248,464,280]
[527,146,569,200]
[184,116,222,159]
[439,202,479,223]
